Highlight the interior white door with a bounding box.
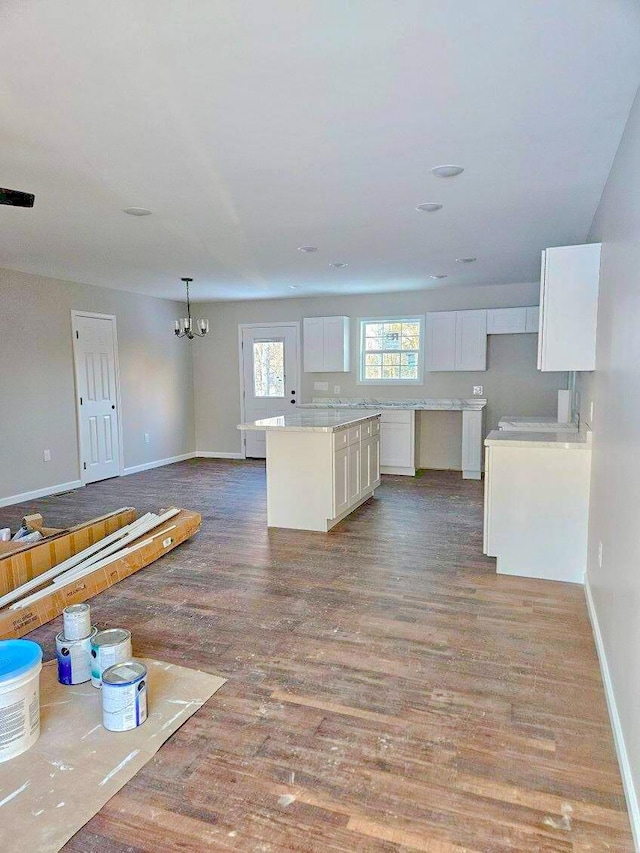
[241,324,299,458]
[73,314,121,483]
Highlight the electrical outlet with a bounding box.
[590,401,594,423]
[333,385,340,394]
[144,433,150,444]
[598,541,603,568]
[473,386,483,396]
[314,381,329,391]
[43,449,51,462]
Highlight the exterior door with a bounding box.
[72,313,121,483]
[241,324,299,458]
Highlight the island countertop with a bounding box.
[238,409,382,433]
[297,397,486,411]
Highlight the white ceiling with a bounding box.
[1,1,639,302]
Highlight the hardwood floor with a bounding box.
[0,461,633,851]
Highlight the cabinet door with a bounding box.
[538,244,601,371]
[360,437,372,494]
[323,317,350,372]
[425,312,456,371]
[303,318,325,372]
[486,307,527,334]
[333,447,349,516]
[525,306,539,333]
[380,422,413,467]
[369,434,380,487]
[347,442,361,505]
[455,310,487,371]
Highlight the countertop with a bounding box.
[238,409,381,433]
[498,416,579,432]
[298,397,487,411]
[485,428,592,449]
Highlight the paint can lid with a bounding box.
[91,628,131,648]
[0,639,43,682]
[102,660,147,685]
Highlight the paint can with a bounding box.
[90,629,132,688]
[62,603,92,641]
[56,627,97,685]
[0,639,43,763]
[101,661,148,732]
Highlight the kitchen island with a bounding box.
[238,410,382,531]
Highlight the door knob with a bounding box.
[111,405,116,410]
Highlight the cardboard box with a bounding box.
[0,508,201,639]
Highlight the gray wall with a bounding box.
[192,283,568,467]
[576,86,640,819]
[0,268,195,501]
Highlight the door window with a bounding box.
[253,340,285,397]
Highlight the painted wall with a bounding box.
[192,282,568,467]
[576,86,640,831]
[0,268,195,502]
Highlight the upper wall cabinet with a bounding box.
[426,309,487,372]
[537,244,601,372]
[487,306,540,334]
[303,316,350,372]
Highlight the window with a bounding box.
[253,340,285,397]
[358,316,424,384]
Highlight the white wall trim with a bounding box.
[585,577,639,849]
[0,480,83,509]
[122,452,196,476]
[195,451,245,460]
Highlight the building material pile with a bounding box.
[0,506,201,639]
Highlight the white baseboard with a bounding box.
[195,451,245,460]
[122,452,196,476]
[0,479,83,509]
[585,577,639,850]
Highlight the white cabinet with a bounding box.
[537,243,601,371]
[380,410,415,474]
[425,311,457,371]
[455,310,487,371]
[332,447,349,517]
[361,434,381,493]
[487,307,527,334]
[425,310,486,371]
[347,441,361,504]
[525,306,539,333]
[303,316,350,372]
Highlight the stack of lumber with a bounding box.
[1,508,181,611]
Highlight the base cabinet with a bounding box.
[333,447,349,517]
[380,410,415,475]
[360,434,381,493]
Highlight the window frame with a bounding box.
[357,315,425,386]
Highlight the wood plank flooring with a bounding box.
[0,461,633,851]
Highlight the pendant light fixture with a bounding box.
[174,277,209,339]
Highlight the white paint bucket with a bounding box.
[62,603,91,641]
[102,661,148,732]
[56,627,97,685]
[0,639,43,763]
[90,629,132,688]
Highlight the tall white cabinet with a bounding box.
[303,316,350,372]
[537,244,601,372]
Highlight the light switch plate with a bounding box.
[473,386,483,396]
[144,433,150,444]
[314,381,329,391]
[333,385,340,394]
[43,449,51,462]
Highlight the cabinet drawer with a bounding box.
[347,424,361,446]
[380,409,412,424]
[361,419,376,439]
[333,429,349,451]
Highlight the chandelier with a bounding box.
[174,277,209,339]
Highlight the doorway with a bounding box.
[71,311,123,483]
[239,323,300,458]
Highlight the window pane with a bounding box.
[402,335,419,350]
[365,337,383,351]
[365,365,382,379]
[382,365,400,379]
[401,352,418,366]
[400,365,418,379]
[365,323,383,338]
[253,340,284,397]
[381,332,401,349]
[402,322,420,336]
[383,353,401,366]
[365,353,382,366]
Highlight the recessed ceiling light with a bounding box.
[456,257,477,264]
[123,207,152,216]
[429,274,448,280]
[288,285,300,289]
[416,203,443,213]
[298,246,318,253]
[330,262,348,268]
[430,164,464,178]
